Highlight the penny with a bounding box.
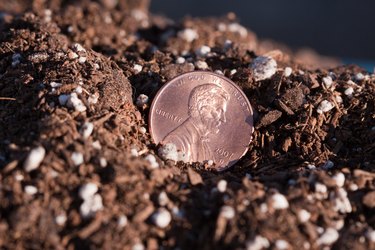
[149,71,254,171]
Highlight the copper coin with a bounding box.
[149,71,254,171]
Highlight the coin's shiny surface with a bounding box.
[149,71,254,171]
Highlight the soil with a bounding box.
[0,1,374,250]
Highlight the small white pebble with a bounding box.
[88,93,99,104]
[24,185,38,195]
[284,67,292,77]
[207,159,214,166]
[136,94,149,107]
[132,243,145,250]
[297,209,311,223]
[349,183,358,191]
[332,172,345,187]
[315,182,327,194]
[275,239,289,250]
[217,180,227,193]
[75,86,83,94]
[366,228,375,242]
[130,148,139,157]
[145,154,159,169]
[317,228,339,246]
[246,235,270,250]
[117,215,128,228]
[133,64,143,73]
[92,140,102,150]
[322,76,333,88]
[344,87,354,96]
[227,23,248,37]
[317,100,334,114]
[71,152,84,166]
[335,95,343,104]
[230,69,237,75]
[307,164,316,170]
[99,157,107,167]
[176,57,185,64]
[260,203,268,213]
[177,28,198,42]
[24,146,46,172]
[79,183,98,200]
[80,193,103,218]
[66,93,87,112]
[333,219,345,230]
[152,208,172,228]
[214,70,224,75]
[50,82,62,88]
[250,56,277,81]
[332,188,352,213]
[195,60,208,70]
[73,43,86,52]
[139,127,147,134]
[15,173,24,181]
[55,214,67,226]
[78,56,87,64]
[270,193,289,210]
[195,45,211,57]
[355,72,365,81]
[220,205,235,219]
[80,122,94,139]
[158,191,169,206]
[68,51,79,59]
[158,143,179,162]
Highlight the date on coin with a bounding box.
[149,71,254,171]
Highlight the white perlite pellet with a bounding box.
[152,208,172,228]
[133,64,143,73]
[136,94,149,107]
[139,127,146,134]
[317,228,339,245]
[79,183,99,200]
[275,239,289,250]
[366,228,375,242]
[177,28,198,42]
[145,154,159,169]
[250,56,277,81]
[335,95,343,104]
[55,213,67,226]
[220,206,235,219]
[332,172,345,187]
[132,243,145,250]
[195,60,208,70]
[24,146,46,172]
[71,152,84,166]
[80,194,103,218]
[322,76,333,88]
[158,191,169,206]
[227,23,248,37]
[217,180,227,193]
[50,81,62,88]
[73,43,86,53]
[117,215,128,228]
[332,188,352,213]
[270,193,289,209]
[130,148,139,157]
[176,57,185,64]
[80,122,94,139]
[355,72,365,81]
[195,45,211,57]
[284,67,292,77]
[246,235,270,250]
[66,92,87,112]
[317,100,334,114]
[158,143,178,162]
[24,185,38,195]
[344,87,354,96]
[297,209,311,223]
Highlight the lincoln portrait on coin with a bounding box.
[162,84,230,162]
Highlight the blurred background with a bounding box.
[151,0,375,72]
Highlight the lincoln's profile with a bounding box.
[162,84,230,162]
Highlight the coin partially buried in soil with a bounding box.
[149,71,254,171]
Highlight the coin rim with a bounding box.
[148,70,254,170]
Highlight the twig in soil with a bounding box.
[0,97,16,101]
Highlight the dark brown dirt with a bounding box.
[0,1,374,250]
